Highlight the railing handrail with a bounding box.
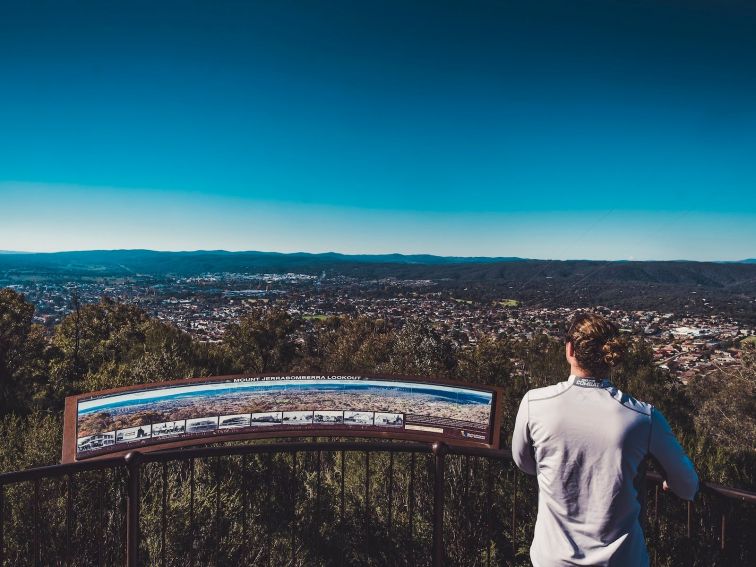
[644,470,756,504]
[0,454,125,484]
[1,440,754,505]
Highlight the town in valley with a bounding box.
[5,268,753,384]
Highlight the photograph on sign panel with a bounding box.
[344,411,374,426]
[249,411,283,426]
[77,431,116,453]
[116,424,152,444]
[152,420,186,437]
[374,412,404,427]
[314,410,344,424]
[283,410,314,425]
[186,416,219,433]
[219,414,251,429]
[75,377,493,449]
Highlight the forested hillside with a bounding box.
[1,286,753,483]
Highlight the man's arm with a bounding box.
[511,392,537,475]
[649,408,699,501]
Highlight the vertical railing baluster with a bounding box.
[65,475,73,567]
[654,484,665,567]
[463,455,470,502]
[126,452,141,567]
[652,484,659,567]
[291,452,297,567]
[340,450,346,526]
[242,454,248,563]
[33,478,40,567]
[114,468,120,566]
[315,449,322,530]
[654,484,659,521]
[365,451,370,525]
[189,458,195,567]
[97,469,104,567]
[720,503,726,552]
[705,493,713,561]
[486,457,493,567]
[408,452,415,553]
[0,484,4,567]
[339,450,346,567]
[266,451,272,567]
[161,461,168,567]
[686,500,694,566]
[462,454,470,554]
[472,455,479,555]
[364,451,371,544]
[214,456,221,567]
[511,470,518,564]
[431,443,447,567]
[387,451,394,535]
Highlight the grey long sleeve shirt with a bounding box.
[511,375,698,567]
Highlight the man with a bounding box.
[512,313,698,566]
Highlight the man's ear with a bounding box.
[565,341,574,360]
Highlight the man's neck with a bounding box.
[569,375,612,388]
[569,365,591,378]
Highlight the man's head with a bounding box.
[565,312,625,378]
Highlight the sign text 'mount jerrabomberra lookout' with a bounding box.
[62,374,502,462]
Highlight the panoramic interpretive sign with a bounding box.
[62,374,501,462]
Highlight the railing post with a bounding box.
[512,469,518,561]
[720,501,728,552]
[432,442,447,567]
[33,479,40,567]
[686,500,693,539]
[65,475,74,567]
[189,458,195,567]
[125,451,142,567]
[0,484,4,567]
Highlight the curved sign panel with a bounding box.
[62,374,500,462]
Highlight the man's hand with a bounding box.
[662,480,669,492]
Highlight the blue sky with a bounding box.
[1,1,754,260]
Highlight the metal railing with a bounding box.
[0,440,754,566]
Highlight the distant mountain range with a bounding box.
[0,249,527,275]
[2,249,754,323]
[0,249,754,290]
[0,249,753,266]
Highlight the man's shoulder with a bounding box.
[607,386,654,417]
[524,380,654,417]
[526,381,572,402]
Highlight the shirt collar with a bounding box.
[568,374,613,388]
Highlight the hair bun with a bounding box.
[567,313,624,376]
[602,337,625,367]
